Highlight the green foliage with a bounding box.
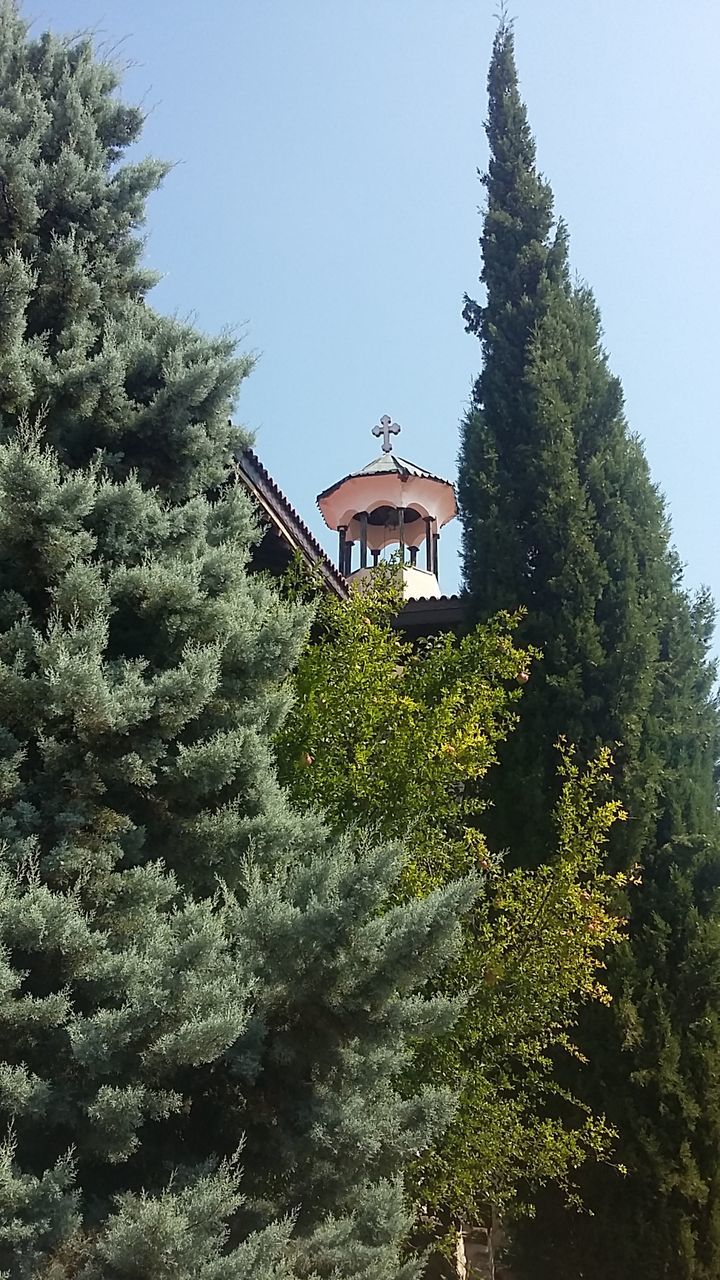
[459,22,670,868]
[520,834,720,1280]
[0,9,472,1276]
[459,19,720,1277]
[0,1,246,500]
[278,566,526,888]
[277,575,624,1227]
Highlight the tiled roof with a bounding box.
[405,593,464,604]
[236,448,348,598]
[393,593,466,635]
[316,453,454,502]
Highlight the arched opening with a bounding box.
[339,501,438,576]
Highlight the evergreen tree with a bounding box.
[0,7,471,1276]
[459,24,670,867]
[459,21,720,1278]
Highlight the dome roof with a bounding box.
[317,452,457,534]
[317,452,452,498]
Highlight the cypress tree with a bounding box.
[459,23,670,867]
[459,21,720,1277]
[0,7,471,1276]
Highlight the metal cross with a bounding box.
[373,415,401,453]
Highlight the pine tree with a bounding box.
[459,21,720,1278]
[0,7,471,1276]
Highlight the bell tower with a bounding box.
[316,416,457,599]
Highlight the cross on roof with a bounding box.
[373,415,401,453]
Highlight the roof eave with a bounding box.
[236,448,348,599]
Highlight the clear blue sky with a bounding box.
[36,0,720,624]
